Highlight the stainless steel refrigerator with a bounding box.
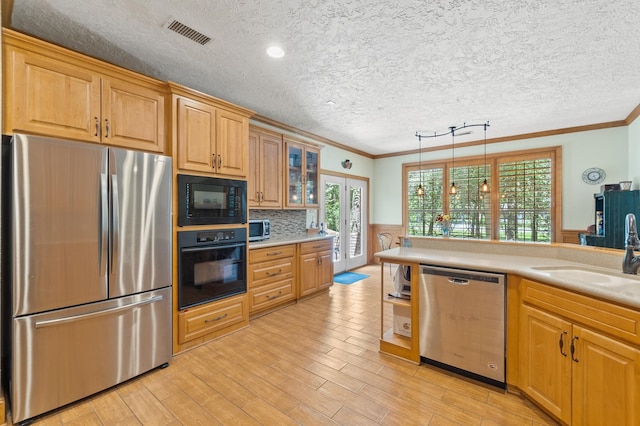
[3,134,173,423]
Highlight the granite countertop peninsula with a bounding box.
[249,233,334,249]
[375,237,640,310]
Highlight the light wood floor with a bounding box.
[15,264,558,425]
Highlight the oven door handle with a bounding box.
[180,242,246,253]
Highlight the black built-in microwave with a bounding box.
[177,174,247,226]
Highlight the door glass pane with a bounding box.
[325,182,341,261]
[350,185,362,257]
[287,146,303,205]
[306,150,318,204]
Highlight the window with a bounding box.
[407,167,443,236]
[404,147,560,242]
[450,164,492,239]
[498,156,552,242]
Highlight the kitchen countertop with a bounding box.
[249,234,334,249]
[376,246,640,310]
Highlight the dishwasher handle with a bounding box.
[448,278,470,285]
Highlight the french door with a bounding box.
[321,175,368,273]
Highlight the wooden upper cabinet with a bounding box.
[176,97,216,173]
[3,29,166,153]
[216,109,248,178]
[284,138,320,208]
[249,127,282,208]
[4,49,102,142]
[169,82,254,178]
[101,77,165,152]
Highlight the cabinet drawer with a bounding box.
[299,239,333,255]
[521,278,640,345]
[249,279,295,313]
[178,295,246,344]
[250,244,295,263]
[249,258,294,288]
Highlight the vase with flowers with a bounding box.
[435,213,451,237]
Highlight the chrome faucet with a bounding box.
[623,213,640,274]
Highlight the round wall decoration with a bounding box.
[582,167,606,184]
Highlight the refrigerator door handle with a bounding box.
[110,174,120,274]
[99,174,109,276]
[34,295,164,329]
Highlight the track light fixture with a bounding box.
[480,122,490,193]
[415,121,491,196]
[416,135,424,196]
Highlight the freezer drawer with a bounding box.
[10,287,172,423]
[419,265,505,385]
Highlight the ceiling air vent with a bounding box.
[164,19,211,45]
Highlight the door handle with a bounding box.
[266,269,282,277]
[94,117,100,136]
[104,119,110,138]
[558,330,568,357]
[204,313,227,323]
[35,295,163,328]
[267,290,282,300]
[110,174,120,274]
[99,174,109,276]
[212,154,216,169]
[218,155,222,169]
[570,336,579,362]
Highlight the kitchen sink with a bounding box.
[530,265,640,288]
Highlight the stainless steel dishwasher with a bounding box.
[419,264,506,387]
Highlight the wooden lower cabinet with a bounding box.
[298,239,333,298]
[519,279,640,425]
[248,244,296,314]
[177,294,248,346]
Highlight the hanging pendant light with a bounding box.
[416,135,424,196]
[449,126,458,195]
[480,121,490,193]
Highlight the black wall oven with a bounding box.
[178,174,247,226]
[178,228,246,310]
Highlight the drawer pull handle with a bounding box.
[266,269,282,277]
[558,330,568,357]
[267,251,282,256]
[267,290,282,300]
[313,244,324,248]
[205,313,227,323]
[570,336,579,362]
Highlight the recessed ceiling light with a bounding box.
[266,46,285,58]
[326,100,336,105]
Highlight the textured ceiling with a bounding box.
[9,0,640,155]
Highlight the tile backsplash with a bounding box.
[250,209,308,238]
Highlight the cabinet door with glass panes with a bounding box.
[284,139,320,208]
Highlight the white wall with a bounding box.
[370,126,630,230]
[255,118,634,232]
